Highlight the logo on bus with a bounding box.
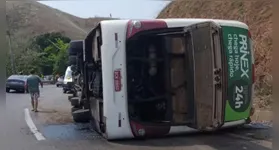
[228,80,251,112]
[239,34,250,79]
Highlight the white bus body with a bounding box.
[80,18,254,140]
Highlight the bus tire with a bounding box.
[71,107,80,112]
[76,59,82,72]
[68,95,74,101]
[68,40,83,55]
[72,109,90,123]
[68,56,77,65]
[70,97,79,107]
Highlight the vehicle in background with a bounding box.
[6,75,29,93]
[56,76,64,87]
[62,66,74,93]
[66,19,255,140]
[44,75,53,81]
[42,75,55,84]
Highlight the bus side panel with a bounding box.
[221,26,253,122]
[100,21,134,140]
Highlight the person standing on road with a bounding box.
[27,70,43,112]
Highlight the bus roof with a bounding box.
[99,18,248,30]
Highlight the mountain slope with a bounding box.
[6,1,115,40]
[158,0,272,108]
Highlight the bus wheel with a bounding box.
[72,108,90,123]
[70,97,80,107]
[68,56,77,65]
[68,95,74,101]
[68,40,83,55]
[71,107,80,112]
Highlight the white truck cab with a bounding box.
[62,66,73,93]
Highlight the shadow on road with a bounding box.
[40,123,102,140]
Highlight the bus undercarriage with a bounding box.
[125,22,226,138]
[126,29,193,126]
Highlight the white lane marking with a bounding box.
[24,108,46,141]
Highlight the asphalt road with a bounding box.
[2,85,272,150]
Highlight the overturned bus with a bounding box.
[67,18,255,140]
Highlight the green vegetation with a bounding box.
[6,32,70,77]
[46,38,70,76]
[6,1,115,77]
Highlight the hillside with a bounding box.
[6,1,115,40]
[158,0,272,108]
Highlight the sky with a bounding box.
[38,0,171,19]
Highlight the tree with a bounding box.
[5,32,71,77]
[43,39,69,76]
[5,33,43,76]
[29,32,71,75]
[30,32,71,52]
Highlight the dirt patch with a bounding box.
[251,109,272,122]
[35,106,74,125]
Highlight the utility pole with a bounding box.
[6,3,16,74]
[7,30,16,74]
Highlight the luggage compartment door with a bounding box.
[185,22,225,131]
